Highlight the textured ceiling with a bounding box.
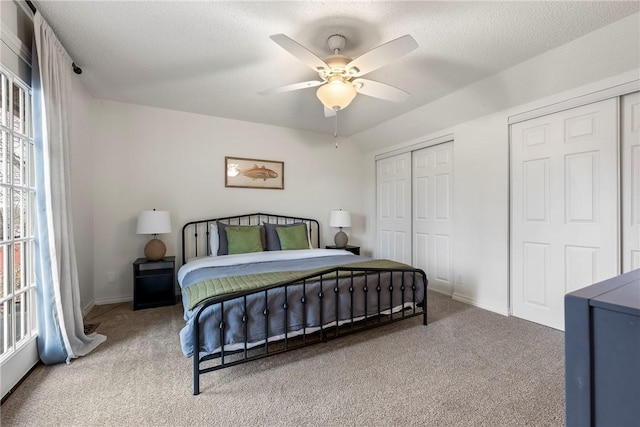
[32,1,640,137]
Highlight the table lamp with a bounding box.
[329,209,351,248]
[136,209,172,261]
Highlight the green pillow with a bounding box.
[276,224,309,250]
[226,226,264,255]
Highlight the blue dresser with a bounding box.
[565,268,640,427]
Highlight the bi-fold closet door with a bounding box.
[510,92,639,331]
[622,92,640,272]
[376,152,412,264]
[376,142,454,295]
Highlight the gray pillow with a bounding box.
[217,221,266,255]
[263,222,308,251]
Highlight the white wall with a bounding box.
[90,101,365,304]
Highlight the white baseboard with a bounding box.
[94,296,132,306]
[428,287,453,297]
[94,292,181,307]
[452,292,509,317]
[82,300,95,317]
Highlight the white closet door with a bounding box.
[511,98,619,330]
[376,153,412,263]
[412,142,453,294]
[622,92,640,272]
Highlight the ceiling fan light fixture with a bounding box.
[316,77,357,111]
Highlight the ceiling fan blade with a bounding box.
[346,35,418,77]
[324,106,336,118]
[353,78,411,102]
[270,34,329,72]
[259,80,324,95]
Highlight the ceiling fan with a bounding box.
[260,33,418,117]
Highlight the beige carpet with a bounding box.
[0,292,565,426]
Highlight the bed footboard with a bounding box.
[191,266,428,395]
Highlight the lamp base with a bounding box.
[144,238,166,261]
[334,230,348,248]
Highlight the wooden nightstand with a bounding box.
[325,245,360,255]
[133,256,176,310]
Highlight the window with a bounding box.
[0,66,36,361]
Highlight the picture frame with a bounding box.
[225,156,284,190]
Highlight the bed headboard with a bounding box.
[181,213,321,265]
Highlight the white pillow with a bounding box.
[210,223,219,256]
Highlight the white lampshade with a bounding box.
[329,209,351,228]
[316,77,357,111]
[136,210,172,235]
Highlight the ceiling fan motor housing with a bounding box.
[327,34,346,52]
[323,55,351,77]
[320,35,353,80]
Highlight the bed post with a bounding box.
[193,313,201,395]
[422,272,428,325]
[193,358,200,395]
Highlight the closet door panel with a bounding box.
[376,153,411,264]
[413,142,453,294]
[622,92,640,272]
[511,98,619,330]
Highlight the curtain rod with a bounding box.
[25,0,83,75]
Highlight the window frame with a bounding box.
[0,65,37,362]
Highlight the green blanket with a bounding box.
[184,259,414,310]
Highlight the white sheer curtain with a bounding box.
[33,12,105,364]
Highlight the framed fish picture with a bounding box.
[225,156,284,189]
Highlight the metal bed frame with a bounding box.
[181,213,428,395]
